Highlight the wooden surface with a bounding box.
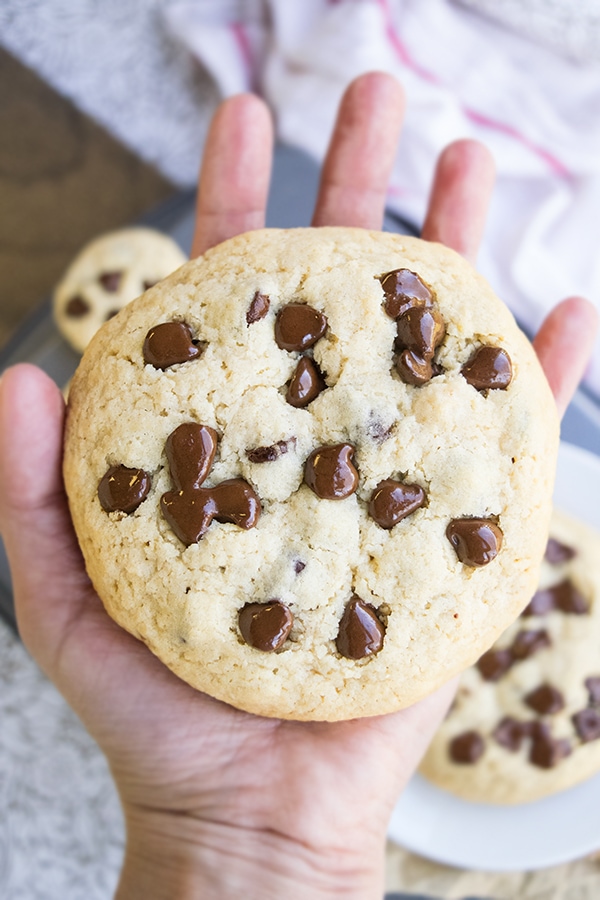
[2,47,599,900]
[0,48,173,349]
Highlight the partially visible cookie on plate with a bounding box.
[420,507,600,803]
[63,227,559,721]
[54,227,187,353]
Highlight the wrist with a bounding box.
[115,806,385,900]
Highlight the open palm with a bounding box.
[0,74,596,899]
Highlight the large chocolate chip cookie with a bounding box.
[63,228,559,720]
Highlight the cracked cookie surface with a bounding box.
[63,227,559,721]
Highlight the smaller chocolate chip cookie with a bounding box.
[420,507,600,803]
[54,227,187,353]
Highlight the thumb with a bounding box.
[0,364,97,673]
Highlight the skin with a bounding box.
[0,73,597,899]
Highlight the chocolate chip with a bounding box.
[461,346,513,391]
[368,479,425,529]
[98,271,123,292]
[165,423,217,491]
[379,268,433,320]
[448,730,485,764]
[555,579,589,614]
[573,708,600,743]
[396,349,434,386]
[523,587,557,616]
[545,537,577,565]
[286,357,326,407]
[446,518,503,567]
[246,291,270,325]
[65,295,90,318]
[529,726,571,769]
[293,559,306,575]
[105,309,120,321]
[395,307,445,358]
[143,322,203,369]
[161,478,260,546]
[510,628,551,660]
[143,280,158,291]
[246,439,295,464]
[304,443,358,500]
[336,595,385,659]
[523,579,588,616]
[524,683,565,715]
[585,677,600,706]
[160,425,260,545]
[238,601,293,651]
[493,717,530,752]
[476,648,513,682]
[274,304,327,352]
[366,414,394,444]
[98,465,151,513]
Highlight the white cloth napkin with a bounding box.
[165,0,600,399]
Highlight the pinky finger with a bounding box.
[533,297,599,417]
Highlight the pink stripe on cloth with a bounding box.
[375,0,571,179]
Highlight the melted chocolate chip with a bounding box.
[143,322,203,369]
[246,291,270,325]
[98,465,151,513]
[246,439,295,464]
[461,346,513,391]
[275,304,327,352]
[585,677,600,706]
[523,579,588,616]
[65,296,90,318]
[477,648,513,682]
[529,725,571,769]
[161,479,260,546]
[165,423,217,491]
[524,683,565,715]
[545,537,577,565]
[446,518,503,567]
[336,595,385,659]
[510,628,551,660]
[396,350,434,386]
[379,269,433,320]
[286,357,326,407]
[304,443,358,500]
[368,479,425,529]
[160,425,260,544]
[294,559,306,575]
[98,271,123,292]
[573,707,600,743]
[395,307,445,358]
[493,717,530,752]
[449,730,485,764]
[238,601,293,651]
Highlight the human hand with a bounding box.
[0,73,596,900]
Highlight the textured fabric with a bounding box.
[0,620,124,898]
[456,0,600,63]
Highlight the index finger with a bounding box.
[191,94,273,258]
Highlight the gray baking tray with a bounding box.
[0,143,598,633]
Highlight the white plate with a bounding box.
[388,441,600,871]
